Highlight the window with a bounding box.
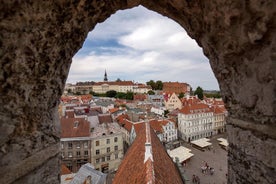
[114,145,118,151]
[96,158,100,163]
[84,141,88,148]
[115,153,118,159]
[68,142,73,149]
[84,150,88,156]
[61,152,64,158]
[61,143,64,149]
[96,149,100,155]
[74,121,79,128]
[107,155,110,161]
[107,147,110,153]
[68,152,72,158]
[114,137,118,142]
[76,151,81,157]
[76,142,80,148]
[102,157,105,162]
[106,139,110,144]
[96,140,100,146]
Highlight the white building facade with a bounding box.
[161,120,178,143]
[178,104,213,142]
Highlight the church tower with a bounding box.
[104,69,108,81]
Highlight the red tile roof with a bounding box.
[180,103,212,114]
[149,120,163,133]
[98,114,113,124]
[116,115,133,133]
[60,117,90,138]
[113,123,183,184]
[65,110,75,118]
[213,106,226,114]
[61,164,71,175]
[133,122,144,134]
[116,114,130,121]
[109,108,119,114]
[94,81,134,86]
[163,82,189,94]
[134,94,147,101]
[80,94,92,103]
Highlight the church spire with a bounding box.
[104,69,108,81]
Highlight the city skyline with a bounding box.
[66,6,220,90]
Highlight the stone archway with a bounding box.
[0,1,275,183]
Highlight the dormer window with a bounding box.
[74,121,79,128]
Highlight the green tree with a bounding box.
[116,78,122,82]
[106,90,117,98]
[156,80,163,90]
[125,91,134,100]
[194,86,204,100]
[75,91,81,95]
[116,92,126,99]
[89,91,95,95]
[147,90,155,95]
[178,92,184,99]
[146,80,156,90]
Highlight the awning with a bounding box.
[191,138,212,148]
[168,146,194,163]
[217,138,229,147]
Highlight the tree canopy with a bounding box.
[106,90,117,98]
[147,90,155,95]
[194,86,204,100]
[178,92,184,99]
[146,80,163,90]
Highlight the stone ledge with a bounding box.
[0,143,59,184]
[227,117,276,139]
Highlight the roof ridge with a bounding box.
[144,120,155,184]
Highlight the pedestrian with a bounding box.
[183,161,186,167]
[196,175,200,184]
[205,162,209,169]
[210,167,214,175]
[192,174,196,183]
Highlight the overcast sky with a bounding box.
[66,6,219,90]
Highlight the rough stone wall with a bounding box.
[0,0,275,183]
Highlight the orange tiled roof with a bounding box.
[133,122,144,134]
[116,114,133,132]
[61,164,71,175]
[213,106,226,114]
[116,114,129,121]
[65,110,75,118]
[118,118,133,133]
[94,81,134,86]
[109,108,119,114]
[133,94,147,101]
[60,117,90,138]
[98,114,113,124]
[149,120,164,133]
[180,103,212,114]
[113,123,183,184]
